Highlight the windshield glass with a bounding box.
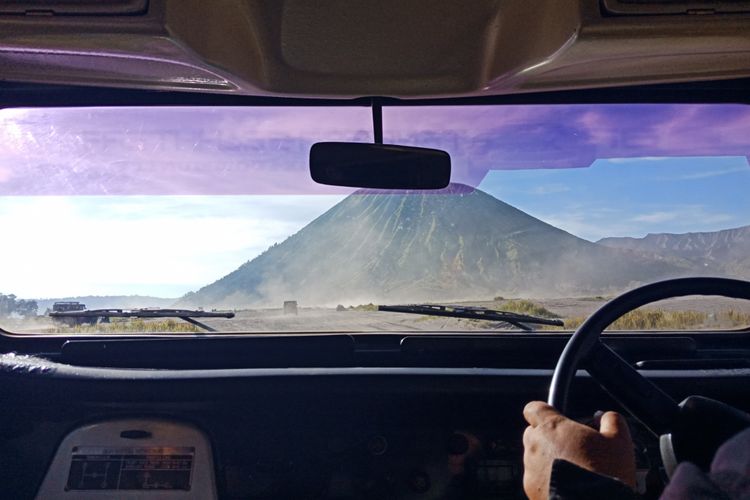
[1,104,749,334]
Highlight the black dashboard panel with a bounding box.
[0,332,748,499]
[0,373,626,499]
[1,372,536,499]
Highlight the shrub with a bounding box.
[564,309,707,331]
[498,299,560,319]
[351,303,378,312]
[50,318,201,334]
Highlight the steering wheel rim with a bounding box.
[548,277,750,436]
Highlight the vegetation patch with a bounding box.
[0,293,38,317]
[350,303,378,312]
[721,310,750,328]
[47,318,201,334]
[496,299,560,319]
[563,308,750,331]
[579,295,609,302]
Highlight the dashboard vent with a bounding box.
[0,0,147,15]
[602,0,750,15]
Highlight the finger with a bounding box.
[523,401,562,427]
[598,411,632,442]
[522,425,535,448]
[592,410,605,428]
[523,469,544,500]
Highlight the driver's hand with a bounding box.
[522,401,636,500]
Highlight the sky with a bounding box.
[1,104,749,298]
[478,156,750,241]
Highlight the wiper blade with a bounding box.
[49,308,234,333]
[378,304,564,331]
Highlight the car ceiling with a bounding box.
[0,0,749,98]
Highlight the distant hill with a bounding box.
[179,184,688,308]
[36,295,176,314]
[598,225,750,279]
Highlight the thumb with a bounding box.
[598,411,631,441]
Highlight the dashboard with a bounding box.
[12,401,653,500]
[0,332,748,499]
[6,390,535,500]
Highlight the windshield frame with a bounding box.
[2,78,750,339]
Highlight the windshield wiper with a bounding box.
[48,308,234,332]
[378,304,564,331]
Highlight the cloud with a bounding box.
[631,206,733,227]
[0,107,368,195]
[676,165,750,180]
[0,165,12,183]
[532,205,631,242]
[632,211,679,223]
[215,107,372,142]
[527,184,571,195]
[2,104,750,195]
[606,157,674,164]
[0,195,345,298]
[576,110,616,145]
[529,201,738,242]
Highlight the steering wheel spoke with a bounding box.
[585,341,679,436]
[548,277,750,472]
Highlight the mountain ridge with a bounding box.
[180,185,689,308]
[598,225,750,278]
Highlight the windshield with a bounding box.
[1,104,749,334]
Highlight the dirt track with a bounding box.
[8,296,750,334]
[199,296,750,333]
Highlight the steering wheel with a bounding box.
[548,277,750,476]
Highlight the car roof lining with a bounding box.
[1,0,750,99]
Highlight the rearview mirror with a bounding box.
[310,142,451,190]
